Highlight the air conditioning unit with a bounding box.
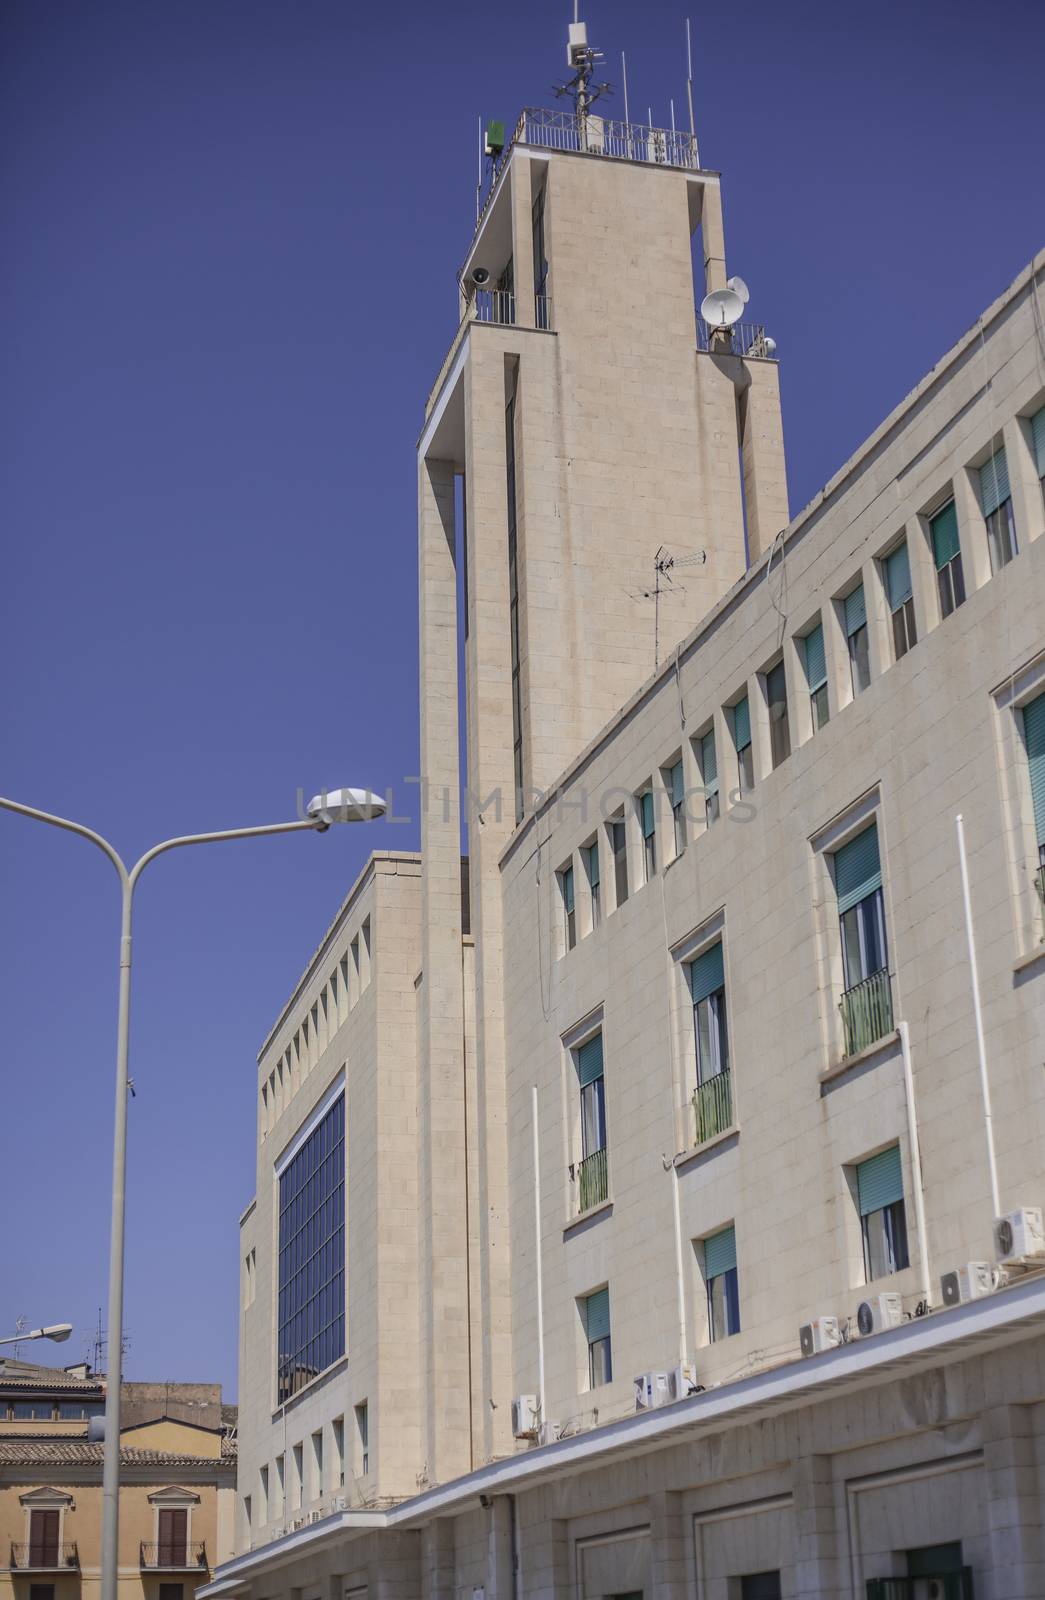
[511,1394,539,1438]
[940,1261,992,1308]
[291,1516,306,1530]
[270,1526,284,1540]
[634,1370,671,1410]
[536,1420,558,1447]
[856,1292,903,1336]
[994,1206,1045,1264]
[670,1361,698,1400]
[332,1496,348,1513]
[799,1316,841,1357]
[306,1510,323,1525]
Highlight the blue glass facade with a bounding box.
[277,1092,345,1403]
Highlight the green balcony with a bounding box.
[692,1069,732,1146]
[840,968,893,1057]
[577,1147,608,1213]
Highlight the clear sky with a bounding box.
[2,0,1042,1398]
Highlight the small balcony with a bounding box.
[692,1069,732,1146]
[473,287,515,326]
[10,1544,79,1571]
[575,1146,608,1213]
[139,1543,208,1572]
[696,318,778,359]
[839,968,894,1058]
[866,1572,973,1600]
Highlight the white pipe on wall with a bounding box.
[898,1020,931,1306]
[955,813,1002,1218]
[531,1085,546,1418]
[668,1159,689,1366]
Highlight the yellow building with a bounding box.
[0,1360,236,1600]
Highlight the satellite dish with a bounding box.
[700,287,744,329]
[727,274,750,304]
[763,336,777,355]
[470,265,491,288]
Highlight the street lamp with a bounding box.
[0,785,386,1600]
[0,1323,74,1347]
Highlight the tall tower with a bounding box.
[415,21,788,1477]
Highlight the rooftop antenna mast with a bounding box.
[629,546,708,668]
[685,18,700,165]
[555,13,613,148]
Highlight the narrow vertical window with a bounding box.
[1021,692,1045,911]
[765,660,790,767]
[844,584,870,696]
[930,501,965,617]
[259,1465,269,1523]
[311,1430,323,1498]
[586,840,601,929]
[699,728,719,822]
[292,1444,303,1509]
[732,697,753,793]
[885,542,916,661]
[834,824,892,1055]
[354,1402,369,1477]
[332,1419,345,1488]
[532,183,549,328]
[979,446,1017,573]
[277,1095,345,1404]
[704,1225,740,1340]
[1031,406,1045,506]
[505,368,524,818]
[668,759,686,854]
[583,1288,612,1388]
[275,1454,285,1520]
[560,864,576,951]
[611,814,628,906]
[856,1145,909,1280]
[639,790,657,880]
[575,1033,607,1212]
[689,941,731,1143]
[802,623,829,729]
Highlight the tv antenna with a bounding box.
[555,15,613,143]
[629,546,707,667]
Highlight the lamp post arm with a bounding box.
[0,796,128,885]
[126,817,320,891]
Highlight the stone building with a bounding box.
[205,24,1045,1600]
[0,1360,236,1600]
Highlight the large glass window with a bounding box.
[856,1145,909,1280]
[277,1093,345,1404]
[834,823,892,1055]
[980,446,1017,573]
[689,941,731,1143]
[575,1032,608,1211]
[931,501,965,618]
[704,1224,740,1341]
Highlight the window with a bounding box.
[1021,692,1045,906]
[689,941,731,1142]
[732,697,753,792]
[291,1444,303,1509]
[13,1401,54,1420]
[930,501,965,617]
[856,1145,909,1280]
[57,1399,103,1419]
[698,727,719,821]
[575,1033,607,1211]
[532,183,549,327]
[639,790,656,880]
[704,1225,740,1340]
[275,1454,285,1519]
[765,660,790,767]
[561,864,576,951]
[29,1587,56,1600]
[844,583,870,696]
[668,759,686,854]
[885,541,916,661]
[802,623,829,730]
[259,1465,269,1523]
[355,1402,369,1477]
[610,815,628,907]
[28,1510,59,1566]
[583,1288,612,1388]
[834,823,892,1054]
[980,445,1017,572]
[277,1093,345,1404]
[740,1575,782,1600]
[311,1430,323,1498]
[332,1418,345,1488]
[243,1494,252,1533]
[586,840,601,929]
[1032,405,1045,504]
[158,1587,184,1600]
[506,368,523,818]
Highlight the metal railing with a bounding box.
[519,107,698,170]
[534,293,551,331]
[692,1069,733,1146]
[11,1545,79,1570]
[866,1572,973,1600]
[576,1146,608,1212]
[426,292,554,415]
[473,288,515,326]
[697,319,778,359]
[139,1542,208,1570]
[839,968,894,1057]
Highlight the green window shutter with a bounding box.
[857,1145,903,1216]
[588,841,600,887]
[733,696,750,750]
[844,584,866,636]
[1031,407,1045,477]
[584,1287,610,1343]
[689,941,725,1004]
[834,823,882,914]
[562,866,574,913]
[670,760,685,807]
[979,446,1010,516]
[803,623,827,690]
[1022,692,1045,845]
[701,730,718,788]
[930,502,960,569]
[640,790,655,839]
[885,543,912,610]
[704,1224,736,1280]
[577,1033,604,1087]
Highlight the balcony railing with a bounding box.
[692,1069,733,1146]
[697,319,778,359]
[839,968,894,1058]
[139,1543,208,1571]
[474,288,515,326]
[866,1572,973,1600]
[425,292,555,415]
[576,1146,608,1212]
[11,1545,79,1571]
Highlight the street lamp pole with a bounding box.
[0,789,383,1600]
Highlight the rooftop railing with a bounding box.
[697,319,778,359]
[11,1544,79,1571]
[839,968,894,1058]
[140,1542,208,1571]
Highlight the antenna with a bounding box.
[555,17,613,144]
[621,51,630,124]
[700,286,745,328]
[685,18,699,163]
[629,547,708,668]
[476,113,482,223]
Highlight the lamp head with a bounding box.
[40,1324,73,1343]
[306,789,386,830]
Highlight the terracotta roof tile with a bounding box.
[0,1441,236,1467]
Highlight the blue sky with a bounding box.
[2,0,1041,1397]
